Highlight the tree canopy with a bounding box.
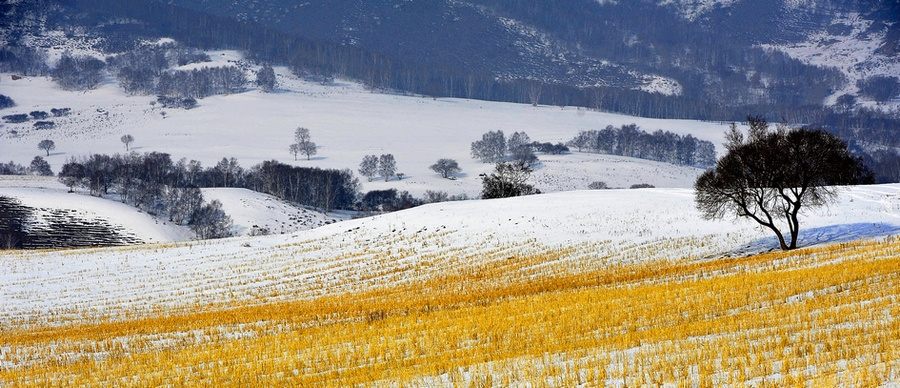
[695,120,873,250]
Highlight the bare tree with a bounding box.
[471,130,506,163]
[695,123,873,250]
[38,139,55,156]
[378,154,396,182]
[121,134,134,151]
[508,131,537,167]
[359,155,378,181]
[256,64,277,92]
[481,161,538,199]
[293,127,317,160]
[430,158,461,178]
[289,143,302,161]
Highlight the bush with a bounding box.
[33,121,55,130]
[0,94,14,110]
[50,108,71,117]
[156,96,198,109]
[3,114,28,123]
[588,181,609,190]
[629,183,655,189]
[30,111,49,120]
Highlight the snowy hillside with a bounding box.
[0,176,191,245]
[0,53,733,199]
[3,183,900,385]
[3,183,899,324]
[201,187,345,236]
[763,12,900,110]
[0,176,345,242]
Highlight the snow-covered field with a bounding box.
[0,51,734,199]
[3,183,899,325]
[2,184,899,386]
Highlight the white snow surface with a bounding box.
[2,183,899,325]
[0,52,735,199]
[201,187,345,236]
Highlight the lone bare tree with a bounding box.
[38,139,55,156]
[121,134,134,151]
[430,158,461,178]
[292,127,317,160]
[695,120,872,250]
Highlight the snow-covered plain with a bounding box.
[0,51,734,200]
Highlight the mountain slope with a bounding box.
[154,0,897,108]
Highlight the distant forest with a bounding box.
[2,0,900,181]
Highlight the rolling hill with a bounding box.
[2,183,899,385]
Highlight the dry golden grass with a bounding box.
[2,236,899,387]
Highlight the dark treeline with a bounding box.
[568,124,717,168]
[57,152,361,214]
[243,160,359,213]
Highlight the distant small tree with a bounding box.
[37,139,55,156]
[293,127,317,160]
[288,143,302,161]
[121,134,134,151]
[588,181,608,190]
[481,161,538,199]
[471,130,507,163]
[630,183,655,189]
[50,108,71,117]
[29,156,53,176]
[378,154,396,182]
[696,122,873,250]
[29,110,49,120]
[508,131,538,166]
[359,155,378,181]
[256,65,277,92]
[58,158,85,192]
[430,158,461,178]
